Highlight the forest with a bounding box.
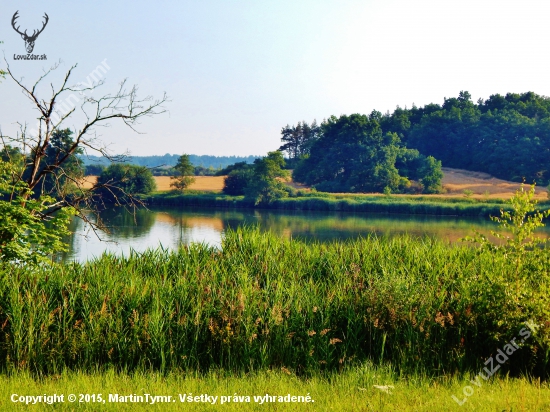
[280,91,550,192]
[381,90,550,183]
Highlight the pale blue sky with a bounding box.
[1,0,550,156]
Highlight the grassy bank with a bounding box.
[145,191,530,217]
[1,228,549,378]
[2,367,550,411]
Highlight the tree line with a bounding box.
[277,116,443,194]
[375,90,550,184]
[81,154,259,171]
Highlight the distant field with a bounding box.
[81,176,225,192]
[81,168,549,199]
[290,167,549,200]
[440,167,548,199]
[153,176,225,191]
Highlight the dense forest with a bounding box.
[289,115,442,194]
[379,90,550,184]
[279,91,550,192]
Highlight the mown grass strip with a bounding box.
[2,367,550,411]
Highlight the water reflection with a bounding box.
[60,206,550,262]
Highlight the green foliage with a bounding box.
[84,164,105,176]
[193,165,219,176]
[463,183,550,341]
[465,184,549,254]
[278,120,320,165]
[9,129,85,199]
[35,129,84,197]
[2,228,549,377]
[418,156,443,193]
[292,114,441,194]
[379,90,550,184]
[0,159,75,264]
[170,154,195,191]
[147,191,513,217]
[0,144,24,166]
[96,164,156,203]
[245,151,289,205]
[223,168,254,196]
[216,161,252,176]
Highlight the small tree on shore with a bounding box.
[245,151,289,205]
[463,184,550,302]
[170,154,195,191]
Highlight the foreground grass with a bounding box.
[1,228,549,378]
[2,366,549,411]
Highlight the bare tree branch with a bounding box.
[1,59,169,239]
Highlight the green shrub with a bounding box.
[223,169,254,196]
[96,164,156,204]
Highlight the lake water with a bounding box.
[59,206,550,262]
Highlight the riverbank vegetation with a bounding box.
[147,190,535,217]
[2,218,549,378]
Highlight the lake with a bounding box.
[59,205,550,262]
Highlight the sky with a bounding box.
[1,0,550,157]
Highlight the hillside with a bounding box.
[289,167,548,200]
[440,167,548,200]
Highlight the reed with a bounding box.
[0,227,548,377]
[145,192,534,217]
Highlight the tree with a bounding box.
[245,151,289,205]
[84,164,105,176]
[293,114,405,192]
[33,128,85,198]
[0,158,75,264]
[292,114,443,194]
[418,156,443,194]
[170,154,195,191]
[222,162,254,196]
[0,59,168,260]
[278,120,320,166]
[95,164,156,204]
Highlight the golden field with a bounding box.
[80,175,225,192]
[80,168,549,199]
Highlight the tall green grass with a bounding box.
[0,228,549,377]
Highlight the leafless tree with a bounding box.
[1,59,169,238]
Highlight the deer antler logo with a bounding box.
[11,11,49,54]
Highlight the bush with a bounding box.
[84,164,105,176]
[96,164,156,203]
[223,169,254,196]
